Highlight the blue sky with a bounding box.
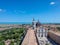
[0,0,60,23]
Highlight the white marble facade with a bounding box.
[32,19,36,30]
[37,26,48,37]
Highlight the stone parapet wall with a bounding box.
[48,31,60,45]
[21,28,37,45]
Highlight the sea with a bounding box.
[0,22,60,25]
[0,22,32,24]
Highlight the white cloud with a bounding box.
[0,9,3,12]
[0,9,6,12]
[50,2,55,5]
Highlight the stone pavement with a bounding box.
[21,28,38,45]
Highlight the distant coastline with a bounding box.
[0,22,32,24]
[0,22,60,25]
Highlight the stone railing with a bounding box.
[48,31,60,45]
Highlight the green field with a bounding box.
[0,28,27,45]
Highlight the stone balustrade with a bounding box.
[48,31,60,45]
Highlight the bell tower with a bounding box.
[36,19,41,27]
[32,18,36,30]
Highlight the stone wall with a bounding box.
[48,31,60,45]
